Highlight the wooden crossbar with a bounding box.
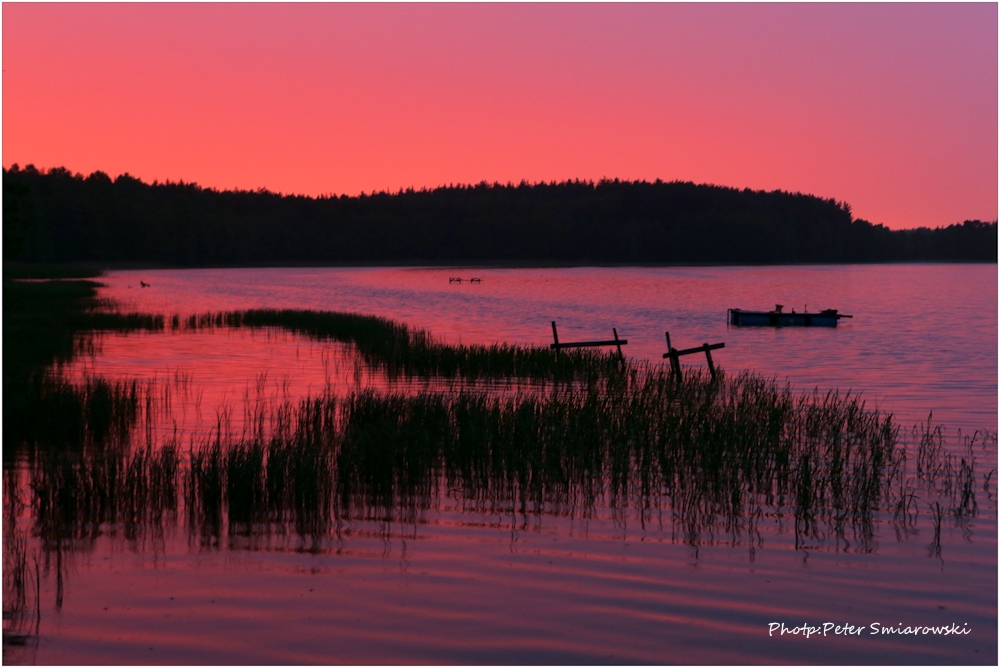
[554,340,626,349]
[663,332,724,381]
[667,342,725,357]
[551,321,627,361]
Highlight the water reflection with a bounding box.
[4,317,997,658]
[9,364,994,563]
[1,522,39,649]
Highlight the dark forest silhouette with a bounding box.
[3,165,996,266]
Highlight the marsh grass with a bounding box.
[1,525,40,647]
[175,366,990,556]
[7,353,994,560]
[3,271,178,550]
[28,440,180,545]
[3,276,163,382]
[5,289,996,563]
[180,308,621,381]
[8,377,145,454]
[3,274,163,460]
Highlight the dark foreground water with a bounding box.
[3,264,996,664]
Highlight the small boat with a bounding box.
[728,304,852,327]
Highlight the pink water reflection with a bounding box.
[7,506,996,665]
[62,328,386,443]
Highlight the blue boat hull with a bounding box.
[728,309,844,327]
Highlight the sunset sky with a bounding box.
[3,3,996,229]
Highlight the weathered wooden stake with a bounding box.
[551,321,560,357]
[613,328,624,362]
[704,343,717,380]
[665,331,681,378]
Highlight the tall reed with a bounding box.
[176,366,977,556]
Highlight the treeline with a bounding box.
[3,165,996,265]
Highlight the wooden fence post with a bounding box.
[704,343,717,380]
[665,331,681,379]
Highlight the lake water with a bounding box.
[4,264,997,664]
[90,264,997,433]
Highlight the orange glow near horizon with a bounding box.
[3,3,997,229]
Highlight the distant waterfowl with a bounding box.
[140,281,150,288]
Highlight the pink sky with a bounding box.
[3,3,996,229]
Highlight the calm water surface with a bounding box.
[4,264,996,665]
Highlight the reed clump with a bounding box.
[29,442,180,545]
[177,366,977,555]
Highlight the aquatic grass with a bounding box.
[10,373,180,548]
[187,442,225,544]
[1,525,40,647]
[928,501,944,559]
[3,272,164,463]
[86,309,165,333]
[28,441,180,547]
[5,285,995,559]
[8,364,995,559]
[3,276,163,382]
[3,278,104,392]
[174,365,987,555]
[224,441,266,532]
[180,308,621,381]
[7,377,146,454]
